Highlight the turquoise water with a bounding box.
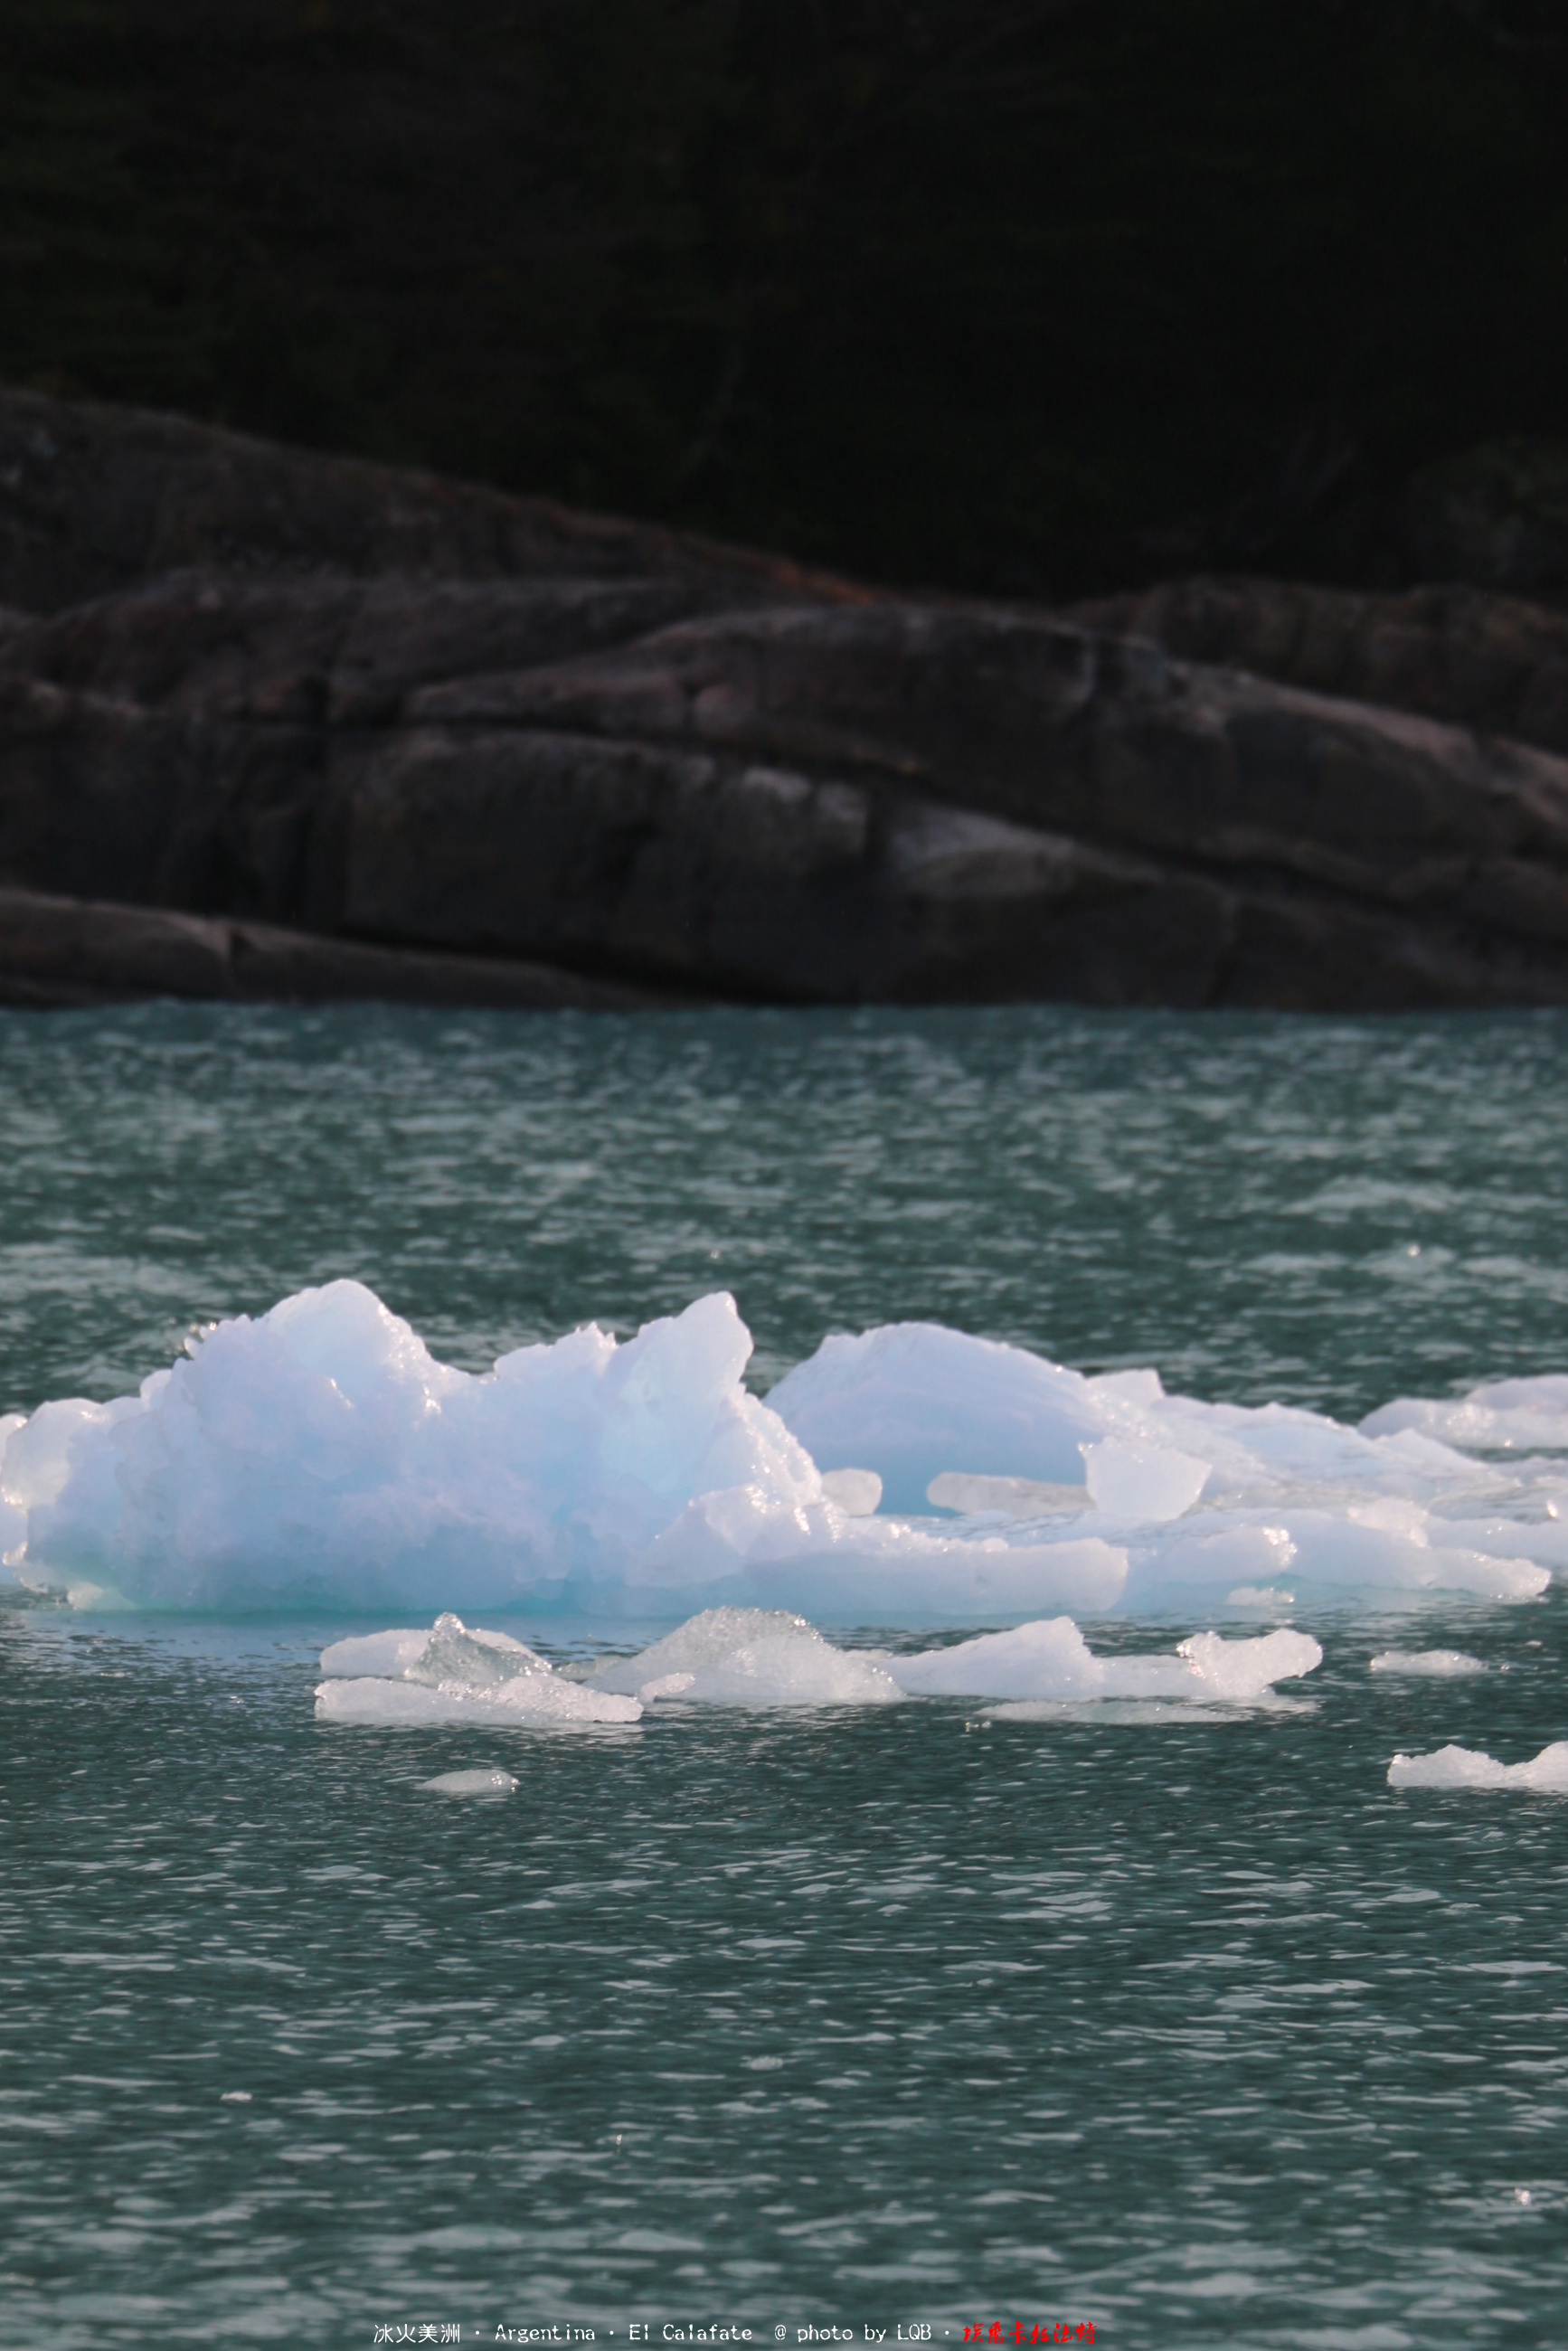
[5,1005,1568,2345]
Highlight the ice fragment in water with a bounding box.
[315,1612,641,1727]
[1369,1649,1488,1676]
[588,1606,902,1707]
[1388,1742,1568,1789]
[882,1619,1320,1703]
[420,1767,518,1795]
[403,1612,552,1689]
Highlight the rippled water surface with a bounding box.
[5,1004,1568,2346]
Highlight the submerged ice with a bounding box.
[1,1279,1563,1619]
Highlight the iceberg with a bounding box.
[1388,1742,1568,1790]
[1,1279,1562,1619]
[0,1281,1125,1619]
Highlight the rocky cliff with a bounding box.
[5,389,1568,1010]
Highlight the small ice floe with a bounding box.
[219,2091,251,2103]
[1227,1586,1296,1610]
[584,1606,903,1708]
[1389,1742,1568,1790]
[316,1613,641,1727]
[1369,1648,1488,1677]
[420,1767,518,1796]
[877,1619,1321,1706]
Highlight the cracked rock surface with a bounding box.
[5,389,1568,1006]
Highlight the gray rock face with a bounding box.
[1073,575,1568,758]
[5,389,1568,1007]
[0,887,677,1010]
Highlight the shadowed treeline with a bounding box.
[1,0,1565,596]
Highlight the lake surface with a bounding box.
[5,1003,1568,2346]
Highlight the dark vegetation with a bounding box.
[1,0,1566,596]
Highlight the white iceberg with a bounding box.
[1389,1742,1568,1790]
[0,1281,1126,1619]
[315,1611,642,1726]
[3,1280,1564,1619]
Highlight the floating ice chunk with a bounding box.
[587,1606,903,1707]
[1389,1742,1568,1790]
[421,1767,517,1794]
[587,1606,814,1693]
[885,1617,1101,1699]
[1,1282,1129,1619]
[1370,1649,1488,1676]
[1177,1629,1322,1700]
[1082,1440,1209,1520]
[9,1281,1568,1622]
[1227,1586,1296,1609]
[883,1619,1320,1703]
[926,1472,1089,1517]
[675,1637,902,1707]
[819,1468,882,1515]
[315,1612,641,1726]
[1364,1376,1568,1453]
[403,1613,553,1690]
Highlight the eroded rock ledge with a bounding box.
[4,389,1568,1008]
